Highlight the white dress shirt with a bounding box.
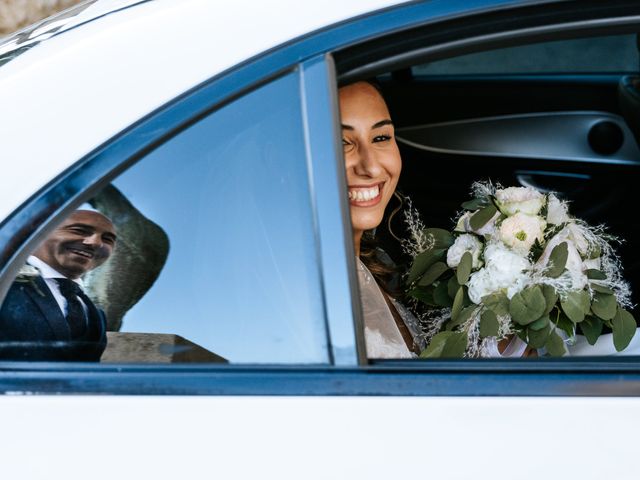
[27,255,87,316]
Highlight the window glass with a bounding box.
[0,73,330,364]
[413,34,639,75]
[109,73,328,364]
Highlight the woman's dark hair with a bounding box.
[351,78,403,296]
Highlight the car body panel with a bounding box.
[2,395,639,479]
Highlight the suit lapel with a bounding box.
[23,276,70,340]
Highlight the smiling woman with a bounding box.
[339,81,424,359]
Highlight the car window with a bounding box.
[413,34,639,75]
[0,72,330,365]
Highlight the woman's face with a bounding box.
[339,82,401,248]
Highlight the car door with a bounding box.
[2,1,640,480]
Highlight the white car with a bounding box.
[1,0,640,478]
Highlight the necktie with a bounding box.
[54,278,88,339]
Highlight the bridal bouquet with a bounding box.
[406,182,636,357]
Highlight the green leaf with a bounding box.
[612,308,636,351]
[545,329,567,357]
[590,283,615,295]
[546,242,568,278]
[441,331,469,358]
[418,262,449,287]
[591,292,617,321]
[560,290,591,323]
[483,292,510,317]
[527,325,550,349]
[420,331,468,358]
[542,285,558,315]
[509,286,546,325]
[449,305,478,329]
[423,228,455,250]
[588,244,601,260]
[420,332,454,358]
[529,315,550,331]
[461,197,489,211]
[407,248,446,284]
[451,287,464,322]
[432,281,453,307]
[586,269,606,280]
[408,286,434,305]
[447,276,460,299]
[457,251,473,285]
[469,203,498,231]
[554,312,576,337]
[479,309,500,338]
[579,315,603,346]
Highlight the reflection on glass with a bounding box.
[108,73,328,364]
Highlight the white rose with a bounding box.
[467,242,531,303]
[446,234,484,269]
[495,186,545,216]
[546,194,570,225]
[498,212,546,254]
[536,228,588,290]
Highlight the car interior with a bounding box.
[335,14,640,320]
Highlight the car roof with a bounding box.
[0,0,409,221]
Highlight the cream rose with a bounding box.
[446,234,483,269]
[498,212,546,254]
[467,242,531,303]
[495,186,545,216]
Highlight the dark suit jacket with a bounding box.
[0,276,106,361]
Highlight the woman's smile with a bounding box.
[348,182,384,206]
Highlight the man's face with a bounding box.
[33,210,117,279]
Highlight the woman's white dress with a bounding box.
[357,258,424,359]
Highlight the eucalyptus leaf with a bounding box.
[588,244,601,260]
[527,325,550,349]
[451,287,464,322]
[612,308,636,351]
[560,290,590,323]
[545,329,567,357]
[432,281,453,307]
[423,228,455,250]
[418,262,449,287]
[529,315,550,331]
[542,285,558,315]
[461,197,489,211]
[580,315,603,346]
[479,309,499,338]
[509,286,546,325]
[448,276,460,299]
[586,269,607,280]
[457,251,473,285]
[441,331,469,358]
[470,203,498,231]
[590,283,615,295]
[591,292,617,321]
[482,292,510,317]
[555,312,576,337]
[449,305,478,329]
[408,248,446,284]
[420,332,454,358]
[546,242,568,278]
[420,331,468,358]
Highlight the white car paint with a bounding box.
[0,0,407,222]
[1,395,637,479]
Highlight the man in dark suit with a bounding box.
[0,209,117,361]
